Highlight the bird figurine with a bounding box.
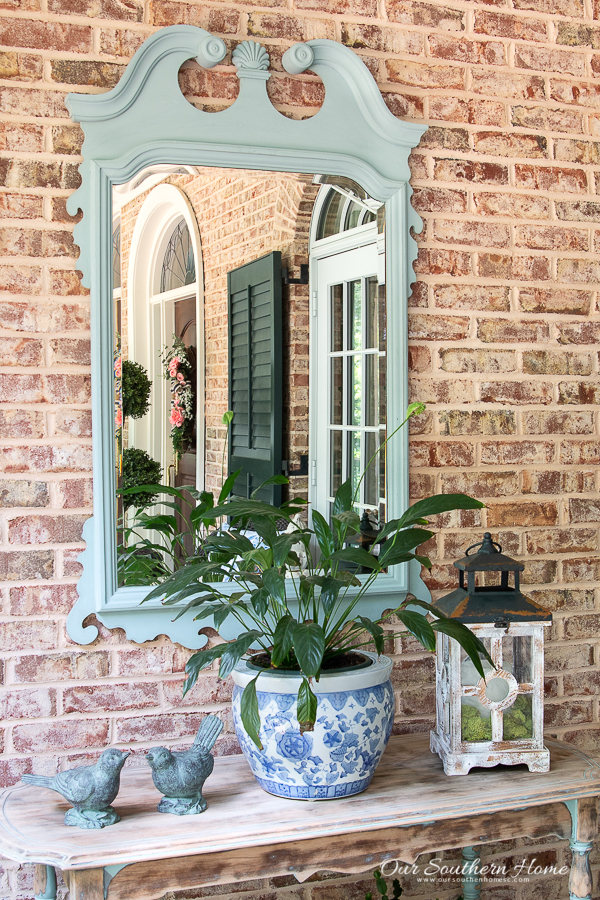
[21,747,129,829]
[145,714,223,815]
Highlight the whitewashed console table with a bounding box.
[0,734,597,900]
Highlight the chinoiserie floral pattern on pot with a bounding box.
[232,651,394,799]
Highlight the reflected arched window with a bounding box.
[112,223,121,290]
[315,186,378,241]
[160,219,196,293]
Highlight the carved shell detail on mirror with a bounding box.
[232,40,270,71]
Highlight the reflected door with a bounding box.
[173,295,197,558]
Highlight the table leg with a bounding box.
[66,867,104,900]
[564,797,597,900]
[461,846,481,900]
[33,865,56,900]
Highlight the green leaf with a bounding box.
[330,547,380,570]
[218,468,241,504]
[319,576,342,616]
[293,622,325,677]
[311,509,336,561]
[250,516,278,548]
[357,616,385,655]
[222,409,234,426]
[331,509,360,532]
[240,676,262,749]
[203,530,255,555]
[251,474,289,499]
[203,499,291,521]
[431,619,494,677]
[250,587,270,618]
[392,878,402,899]
[332,478,353,515]
[377,530,434,567]
[218,630,264,680]
[271,614,297,667]
[272,533,298,568]
[396,610,436,652]
[396,493,484,529]
[296,678,318,731]
[262,568,286,605]
[184,646,225,694]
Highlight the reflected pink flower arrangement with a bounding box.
[162,336,195,461]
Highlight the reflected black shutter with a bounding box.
[228,251,283,505]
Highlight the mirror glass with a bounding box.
[112,165,386,587]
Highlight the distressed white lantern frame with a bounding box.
[65,26,428,648]
[431,622,551,776]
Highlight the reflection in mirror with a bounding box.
[113,165,386,587]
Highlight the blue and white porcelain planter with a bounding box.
[231,651,394,800]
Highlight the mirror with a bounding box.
[113,166,387,588]
[64,26,428,647]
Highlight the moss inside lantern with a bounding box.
[503,695,533,740]
[461,704,492,742]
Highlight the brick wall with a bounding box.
[0,0,599,898]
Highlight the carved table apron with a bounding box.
[0,734,597,900]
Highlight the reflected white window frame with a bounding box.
[125,183,204,493]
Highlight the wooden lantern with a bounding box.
[429,533,552,776]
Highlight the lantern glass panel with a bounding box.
[460,638,492,686]
[503,694,533,740]
[461,698,491,742]
[503,635,532,684]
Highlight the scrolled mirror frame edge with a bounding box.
[65,25,430,648]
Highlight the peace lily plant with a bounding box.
[144,402,493,750]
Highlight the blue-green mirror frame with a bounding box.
[65,25,429,648]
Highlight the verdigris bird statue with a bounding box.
[21,748,129,828]
[146,714,223,815]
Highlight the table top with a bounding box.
[0,734,598,871]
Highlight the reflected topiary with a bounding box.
[121,448,162,510]
[122,360,151,419]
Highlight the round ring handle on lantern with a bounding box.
[465,531,502,556]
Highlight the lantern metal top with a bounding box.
[430,532,552,625]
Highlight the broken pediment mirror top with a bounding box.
[64,25,428,649]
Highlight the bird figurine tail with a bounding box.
[192,714,223,753]
[22,775,56,791]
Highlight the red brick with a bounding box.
[0,192,42,219]
[0,266,41,295]
[480,440,554,465]
[56,478,93,509]
[8,514,86,544]
[386,59,465,90]
[0,687,55,719]
[551,80,600,111]
[530,588,594,612]
[473,132,547,158]
[558,322,600,343]
[9,584,77,615]
[557,23,600,47]
[520,225,588,254]
[63,683,159,714]
[433,284,510,312]
[526,528,597,554]
[116,712,208,744]
[471,70,545,101]
[433,158,509,185]
[408,345,431,373]
[409,376,474,404]
[48,269,88,297]
[429,96,469,123]
[14,720,109,753]
[116,647,174,676]
[382,91,424,120]
[558,382,600,405]
[440,470,519,498]
[150,2,240,31]
[439,410,515,435]
[480,381,553,405]
[569,499,600,524]
[473,191,549,219]
[564,614,600,640]
[408,313,469,340]
[419,126,469,151]
[0,410,44,440]
[564,671,600,695]
[42,374,90,404]
[408,281,428,308]
[0,620,56,651]
[0,122,43,152]
[414,248,471,275]
[412,187,467,213]
[0,480,48,508]
[440,348,516,372]
[432,219,509,247]
[513,0,583,13]
[554,139,600,164]
[49,0,143,18]
[556,200,600,223]
[562,557,600,582]
[522,410,594,433]
[0,444,92,474]
[477,318,550,344]
[511,105,583,133]
[0,88,69,119]
[342,23,423,55]
[386,1,465,31]
[0,18,91,53]
[247,13,334,42]
[99,28,149,59]
[515,45,585,76]
[164,676,233,708]
[428,34,506,65]
[521,558,557,585]
[468,100,506,127]
[560,439,600,464]
[474,10,547,40]
[0,550,54,581]
[487,501,558,527]
[557,258,600,284]
[0,373,43,404]
[409,440,474,468]
[13,651,109,683]
[296,0,376,13]
[54,410,92,438]
[521,291,592,319]
[514,163,588,193]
